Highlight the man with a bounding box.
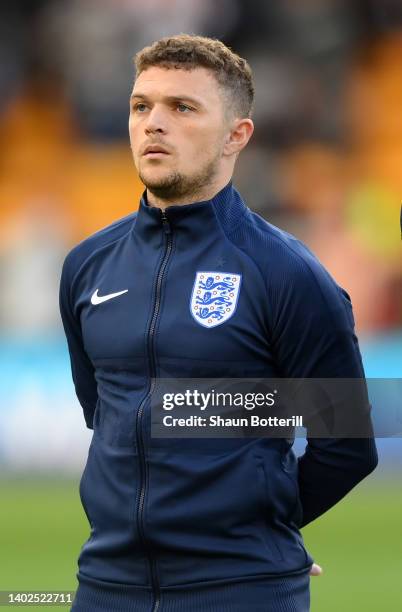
[60,35,377,612]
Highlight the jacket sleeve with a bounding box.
[268,250,378,527]
[59,255,98,429]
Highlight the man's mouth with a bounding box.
[143,145,170,158]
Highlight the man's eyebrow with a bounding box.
[130,93,148,101]
[130,93,205,107]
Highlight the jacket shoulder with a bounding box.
[233,208,353,320]
[61,212,137,285]
[238,210,333,285]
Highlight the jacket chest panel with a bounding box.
[77,234,273,373]
[155,255,273,372]
[78,248,161,361]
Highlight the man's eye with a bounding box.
[177,103,192,113]
[133,103,147,112]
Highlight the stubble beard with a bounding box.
[138,151,222,204]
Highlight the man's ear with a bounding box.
[223,118,254,156]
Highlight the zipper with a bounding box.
[135,209,172,612]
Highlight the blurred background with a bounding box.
[0,1,401,610]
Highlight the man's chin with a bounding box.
[142,178,174,191]
[139,171,182,193]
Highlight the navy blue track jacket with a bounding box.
[60,182,377,610]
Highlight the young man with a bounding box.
[60,35,377,612]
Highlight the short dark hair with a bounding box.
[134,34,254,118]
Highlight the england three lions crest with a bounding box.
[190,272,242,328]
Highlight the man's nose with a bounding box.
[144,106,168,135]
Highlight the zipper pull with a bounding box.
[161,210,171,234]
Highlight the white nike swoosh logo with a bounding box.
[91,288,128,305]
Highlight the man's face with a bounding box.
[129,66,230,201]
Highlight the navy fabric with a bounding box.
[71,572,310,612]
[60,182,377,610]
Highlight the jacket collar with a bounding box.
[133,181,248,243]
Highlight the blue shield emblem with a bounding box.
[190,272,242,328]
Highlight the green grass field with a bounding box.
[1,475,401,611]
